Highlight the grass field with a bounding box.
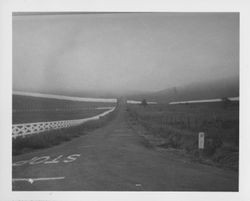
[12,94,118,155]
[127,101,239,170]
[13,95,116,124]
[13,101,119,155]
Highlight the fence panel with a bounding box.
[12,107,115,138]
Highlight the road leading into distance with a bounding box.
[12,104,238,191]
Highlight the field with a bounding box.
[13,107,118,155]
[127,101,239,170]
[13,95,239,170]
[12,95,118,155]
[13,95,116,124]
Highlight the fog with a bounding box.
[13,12,239,97]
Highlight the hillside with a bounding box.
[127,77,239,103]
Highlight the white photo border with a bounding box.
[0,0,249,200]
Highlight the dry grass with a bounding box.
[127,102,239,170]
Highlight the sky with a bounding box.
[13,12,239,96]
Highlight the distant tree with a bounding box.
[221,97,231,109]
[141,99,148,107]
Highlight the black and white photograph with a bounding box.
[11,11,239,191]
[1,0,250,200]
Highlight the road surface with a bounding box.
[13,105,238,191]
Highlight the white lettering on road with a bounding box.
[13,154,81,167]
[29,156,50,165]
[12,160,29,166]
[44,155,63,164]
[63,154,81,163]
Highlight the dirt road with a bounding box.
[12,105,238,191]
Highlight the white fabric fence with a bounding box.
[12,107,115,138]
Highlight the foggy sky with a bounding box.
[13,12,239,95]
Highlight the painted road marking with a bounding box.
[13,154,81,167]
[135,183,144,190]
[12,177,65,184]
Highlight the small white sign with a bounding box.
[198,132,205,149]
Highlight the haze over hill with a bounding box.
[13,13,239,99]
[128,76,239,103]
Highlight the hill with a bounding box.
[127,77,239,103]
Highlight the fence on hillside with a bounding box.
[12,107,115,138]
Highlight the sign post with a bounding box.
[198,132,205,158]
[198,132,205,149]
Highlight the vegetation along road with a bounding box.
[12,103,238,191]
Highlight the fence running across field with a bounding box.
[169,97,239,105]
[12,107,116,138]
